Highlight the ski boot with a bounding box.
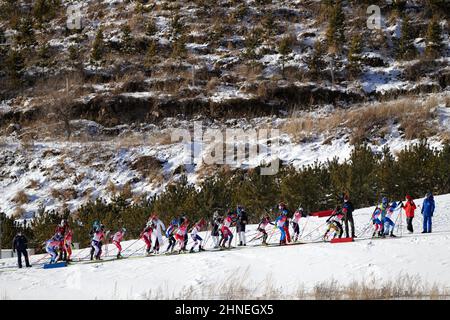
[390,232,396,238]
[116,253,122,259]
[238,241,243,246]
[190,247,195,253]
[199,246,205,252]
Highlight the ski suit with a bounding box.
[175,222,188,251]
[372,208,384,236]
[384,203,398,236]
[324,211,344,240]
[422,194,435,233]
[257,217,274,244]
[55,224,67,260]
[280,208,291,243]
[292,210,302,241]
[178,216,189,249]
[219,224,233,248]
[236,210,248,246]
[276,215,288,245]
[165,224,177,252]
[210,217,221,248]
[151,218,166,253]
[91,230,104,260]
[63,228,73,261]
[45,238,61,264]
[141,227,153,253]
[112,230,124,255]
[190,223,203,252]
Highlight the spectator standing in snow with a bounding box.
[12,231,31,268]
[402,195,417,233]
[342,194,356,238]
[421,192,435,233]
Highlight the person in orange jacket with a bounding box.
[402,195,417,233]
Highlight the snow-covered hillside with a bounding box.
[1,194,449,299]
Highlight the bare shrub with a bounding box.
[12,191,29,205]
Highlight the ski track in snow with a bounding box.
[0,194,449,299]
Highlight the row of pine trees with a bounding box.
[1,139,449,252]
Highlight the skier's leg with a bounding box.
[262,231,268,244]
[428,216,432,233]
[344,218,349,238]
[279,227,286,245]
[423,216,428,233]
[228,234,233,247]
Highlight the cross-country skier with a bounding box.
[256,215,274,245]
[323,207,344,240]
[210,211,221,248]
[421,192,435,233]
[190,219,207,253]
[236,205,248,246]
[219,219,233,248]
[372,206,384,238]
[402,195,416,233]
[140,224,153,255]
[63,227,73,261]
[384,202,399,237]
[178,214,189,250]
[46,234,63,264]
[89,221,101,260]
[149,214,166,254]
[165,219,178,253]
[278,202,291,243]
[292,207,304,242]
[112,228,126,258]
[91,225,105,260]
[275,211,288,246]
[55,219,68,261]
[378,197,390,235]
[342,194,356,238]
[175,219,189,252]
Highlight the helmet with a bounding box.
[213,211,219,219]
[278,202,286,209]
[60,219,66,227]
[426,192,433,199]
[405,195,412,201]
[297,207,304,212]
[171,218,178,225]
[122,227,127,233]
[344,194,350,202]
[382,197,388,205]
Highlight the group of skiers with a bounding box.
[323,192,436,240]
[11,192,437,267]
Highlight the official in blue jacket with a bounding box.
[421,192,435,233]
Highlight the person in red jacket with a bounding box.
[402,195,417,233]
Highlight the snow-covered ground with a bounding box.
[1,194,449,299]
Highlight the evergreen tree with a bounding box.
[144,40,158,68]
[325,0,345,52]
[278,35,293,78]
[307,40,326,81]
[120,24,134,54]
[91,27,105,63]
[5,49,25,86]
[397,15,417,60]
[425,17,443,59]
[145,18,158,37]
[171,35,187,60]
[347,33,363,77]
[16,16,36,46]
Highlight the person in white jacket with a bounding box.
[149,215,166,254]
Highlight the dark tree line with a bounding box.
[2,139,450,252]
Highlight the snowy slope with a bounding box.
[1,194,449,299]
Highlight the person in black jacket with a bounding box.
[12,231,32,268]
[236,206,248,246]
[342,194,356,238]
